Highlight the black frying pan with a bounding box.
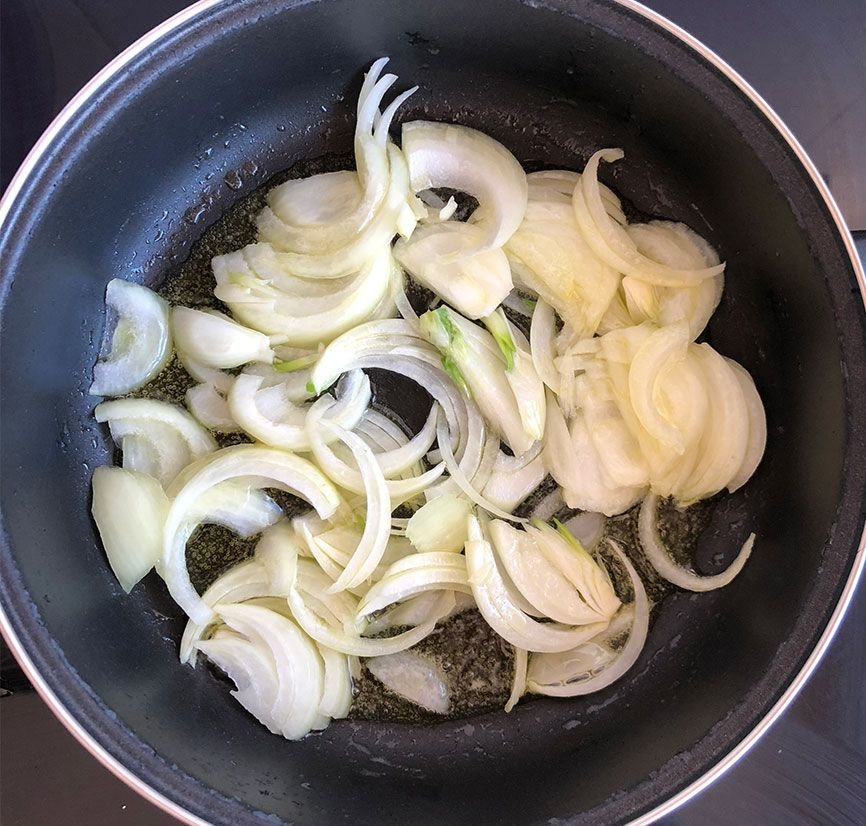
[1,1,865,824]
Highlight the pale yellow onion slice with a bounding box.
[171,307,274,368]
[465,516,609,653]
[214,246,394,344]
[487,520,609,625]
[196,630,282,735]
[394,221,513,319]
[505,202,619,338]
[255,143,414,278]
[356,552,471,619]
[529,299,561,394]
[217,603,324,739]
[365,651,451,714]
[639,493,756,591]
[90,279,172,397]
[162,446,342,625]
[91,466,168,593]
[505,646,528,712]
[406,493,472,553]
[527,539,649,696]
[572,149,725,287]
[401,120,528,251]
[185,383,241,433]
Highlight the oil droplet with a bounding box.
[223,170,243,190]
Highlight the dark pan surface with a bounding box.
[1,1,865,824]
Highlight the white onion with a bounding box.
[365,651,451,714]
[171,307,274,368]
[90,279,172,397]
[186,383,241,433]
[638,493,755,591]
[406,493,472,553]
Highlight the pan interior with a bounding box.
[1,1,864,825]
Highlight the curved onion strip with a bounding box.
[357,554,472,619]
[572,150,725,287]
[91,279,172,397]
[317,644,353,720]
[401,120,528,251]
[465,516,609,653]
[527,539,649,696]
[639,493,755,591]
[369,404,439,477]
[365,651,451,714]
[406,493,472,553]
[162,446,341,625]
[217,603,323,739]
[395,284,420,325]
[91,466,168,594]
[436,418,525,523]
[179,559,272,665]
[505,647,528,712]
[186,383,241,433]
[196,630,282,734]
[488,520,608,625]
[229,369,371,452]
[287,585,440,656]
[366,590,459,634]
[482,451,546,512]
[314,420,391,593]
[529,299,561,394]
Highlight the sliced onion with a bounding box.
[171,307,274,368]
[527,539,649,696]
[394,222,513,319]
[90,279,172,397]
[217,602,324,739]
[724,358,767,493]
[401,120,528,250]
[465,516,609,653]
[162,446,342,625]
[91,466,168,593]
[505,647,528,712]
[365,651,451,714]
[572,150,725,287]
[406,493,472,553]
[186,383,241,433]
[639,493,755,591]
[365,590,460,634]
[529,299,561,394]
[482,452,546,512]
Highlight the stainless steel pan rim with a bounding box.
[0,1,863,824]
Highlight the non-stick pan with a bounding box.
[1,1,864,824]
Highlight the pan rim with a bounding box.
[0,1,863,825]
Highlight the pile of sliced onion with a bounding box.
[88,56,767,742]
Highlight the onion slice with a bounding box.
[638,493,755,591]
[90,279,172,397]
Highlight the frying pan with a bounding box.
[1,1,864,824]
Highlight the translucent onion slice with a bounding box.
[487,520,609,625]
[162,445,342,625]
[505,202,619,339]
[401,120,528,250]
[287,585,441,657]
[406,494,472,553]
[171,307,274,368]
[214,245,394,344]
[91,466,168,593]
[465,516,609,653]
[365,590,462,634]
[365,651,451,714]
[505,647,528,712]
[527,539,649,696]
[177,352,234,395]
[639,493,756,591]
[529,299,561,394]
[196,629,282,735]
[356,552,471,619]
[96,398,217,487]
[90,279,172,397]
[217,603,324,739]
[572,149,725,287]
[724,358,767,493]
[186,383,241,433]
[394,222,513,319]
[314,420,391,593]
[527,522,621,619]
[482,451,546,512]
[228,369,371,452]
